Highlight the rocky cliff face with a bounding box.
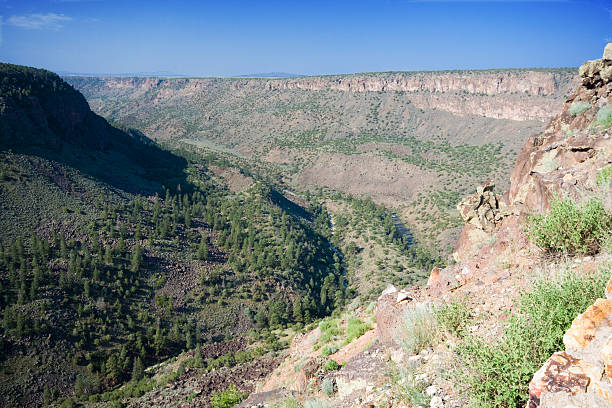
[266,70,579,121]
[522,44,612,408]
[68,69,578,123]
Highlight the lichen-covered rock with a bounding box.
[526,298,612,407]
[579,59,605,78]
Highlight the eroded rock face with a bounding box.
[375,286,403,347]
[453,181,506,262]
[266,70,578,121]
[374,285,420,347]
[507,44,612,215]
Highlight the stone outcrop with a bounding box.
[520,43,612,408]
[507,45,612,214]
[527,295,612,407]
[375,285,404,346]
[453,181,505,262]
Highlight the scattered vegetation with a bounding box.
[210,385,248,408]
[435,299,471,338]
[389,363,431,407]
[597,164,612,187]
[454,266,608,407]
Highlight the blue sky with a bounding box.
[0,0,611,76]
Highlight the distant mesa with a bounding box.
[233,72,305,78]
[58,70,186,78]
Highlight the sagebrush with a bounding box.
[527,195,612,255]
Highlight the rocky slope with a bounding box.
[232,44,612,408]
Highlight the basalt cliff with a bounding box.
[266,70,578,121]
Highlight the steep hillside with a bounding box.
[3,63,435,407]
[226,45,612,408]
[66,69,578,257]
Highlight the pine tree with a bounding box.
[43,385,51,406]
[197,235,208,260]
[132,356,144,381]
[131,245,143,273]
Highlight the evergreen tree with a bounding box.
[131,356,144,381]
[197,235,208,260]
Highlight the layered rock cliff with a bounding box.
[266,70,579,121]
[68,69,578,124]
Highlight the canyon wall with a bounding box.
[264,70,579,121]
[68,69,579,123]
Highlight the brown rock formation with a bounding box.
[453,181,506,262]
[519,43,612,408]
[507,46,612,215]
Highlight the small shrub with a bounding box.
[321,378,335,396]
[210,385,248,408]
[283,398,303,408]
[304,399,329,408]
[343,317,370,344]
[597,105,612,128]
[527,195,612,255]
[318,319,340,344]
[597,164,612,187]
[322,359,340,371]
[389,364,430,407]
[568,101,591,116]
[435,299,471,337]
[454,267,608,407]
[396,303,439,354]
[321,344,339,357]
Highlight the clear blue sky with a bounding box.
[1,0,611,76]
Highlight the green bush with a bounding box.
[397,303,439,354]
[597,105,612,128]
[568,101,591,116]
[343,317,370,344]
[210,385,248,408]
[322,359,340,371]
[435,299,471,337]
[321,378,335,396]
[454,267,608,407]
[527,196,612,255]
[321,344,339,357]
